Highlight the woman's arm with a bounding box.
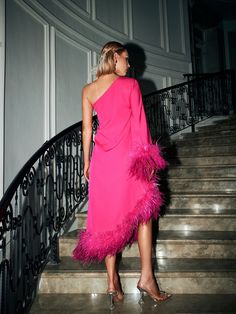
[82,86,93,181]
[129,79,167,181]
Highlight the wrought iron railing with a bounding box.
[143,69,235,142]
[0,118,98,314]
[0,69,235,314]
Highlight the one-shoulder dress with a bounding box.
[72,76,167,263]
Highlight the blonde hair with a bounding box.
[96,41,126,78]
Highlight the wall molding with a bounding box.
[123,0,129,37]
[0,0,5,197]
[132,0,164,51]
[53,0,129,42]
[26,0,102,50]
[165,0,187,57]
[50,26,56,137]
[159,0,165,49]
[43,24,50,141]
[15,0,50,142]
[55,28,92,83]
[179,0,186,55]
[26,0,190,62]
[60,0,91,18]
[127,0,133,40]
[16,0,49,26]
[91,0,129,38]
[163,0,169,53]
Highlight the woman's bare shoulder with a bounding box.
[82,80,98,103]
[82,81,96,95]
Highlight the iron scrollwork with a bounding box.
[143,70,235,143]
[0,118,98,314]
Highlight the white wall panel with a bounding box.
[3,0,192,191]
[166,0,185,55]
[58,0,91,18]
[139,71,166,95]
[132,0,163,49]
[93,0,128,35]
[4,0,49,188]
[55,31,91,132]
[0,0,5,197]
[71,0,88,13]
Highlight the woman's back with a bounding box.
[73,41,170,307]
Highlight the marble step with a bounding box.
[160,209,236,231]
[168,178,236,193]
[214,116,236,123]
[168,165,236,178]
[195,124,236,135]
[175,145,236,156]
[60,230,236,259]
[197,123,236,133]
[199,116,236,125]
[170,155,236,166]
[182,129,236,139]
[30,293,236,314]
[39,257,236,294]
[175,134,236,146]
[74,209,236,231]
[168,193,236,210]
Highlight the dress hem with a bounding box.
[72,181,164,263]
[72,143,167,263]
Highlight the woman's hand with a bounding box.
[84,163,90,182]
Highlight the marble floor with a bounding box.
[30,293,236,314]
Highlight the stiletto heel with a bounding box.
[107,291,117,310]
[137,286,145,305]
[137,283,171,304]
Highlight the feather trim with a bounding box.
[129,144,167,181]
[72,182,164,263]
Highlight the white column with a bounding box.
[0,0,5,198]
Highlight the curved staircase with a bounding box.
[31,116,236,312]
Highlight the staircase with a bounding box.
[31,116,236,311]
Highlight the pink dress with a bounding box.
[72,77,167,263]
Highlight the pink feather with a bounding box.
[72,143,167,263]
[72,182,164,263]
[129,144,167,181]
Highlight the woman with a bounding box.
[72,41,171,309]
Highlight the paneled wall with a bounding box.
[3,0,191,191]
[0,0,5,197]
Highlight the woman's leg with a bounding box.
[104,255,124,301]
[104,255,117,292]
[137,220,153,283]
[137,219,170,300]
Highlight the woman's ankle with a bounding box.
[139,273,155,285]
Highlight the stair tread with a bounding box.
[171,191,236,196]
[165,208,236,215]
[30,294,236,314]
[44,257,236,274]
[172,143,236,148]
[157,230,236,241]
[169,164,236,168]
[168,177,236,181]
[51,116,236,298]
[76,208,236,217]
[181,133,236,139]
[61,230,236,242]
[170,155,236,158]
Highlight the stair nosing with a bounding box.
[168,177,236,181]
[42,257,236,275]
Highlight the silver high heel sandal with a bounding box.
[137,285,171,304]
[107,291,118,310]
